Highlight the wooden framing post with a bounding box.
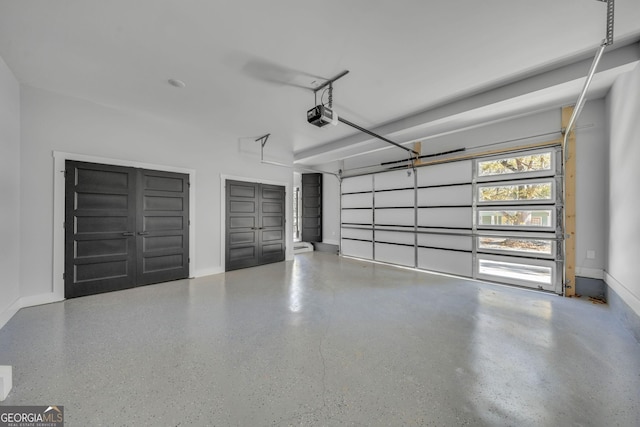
[562,106,576,297]
[411,141,422,167]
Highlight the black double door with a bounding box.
[65,161,189,298]
[226,180,286,271]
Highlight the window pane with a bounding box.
[478,152,551,177]
[478,182,552,202]
[479,259,552,284]
[478,237,552,255]
[293,187,300,240]
[478,209,552,227]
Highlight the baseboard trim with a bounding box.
[605,272,640,343]
[0,293,63,331]
[605,272,640,317]
[0,365,12,401]
[312,242,340,254]
[20,293,63,308]
[0,298,21,331]
[193,267,225,278]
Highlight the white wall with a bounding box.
[606,62,640,317]
[574,99,608,279]
[0,55,21,327]
[321,174,340,245]
[322,165,341,246]
[19,85,293,300]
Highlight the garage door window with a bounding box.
[478,152,552,178]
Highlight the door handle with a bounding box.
[138,231,150,235]
[122,232,134,236]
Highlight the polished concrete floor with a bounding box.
[1,252,639,426]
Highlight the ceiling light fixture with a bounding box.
[168,78,186,88]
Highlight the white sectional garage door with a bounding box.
[340,147,563,293]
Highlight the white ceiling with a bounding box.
[1,0,639,165]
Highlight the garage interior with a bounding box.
[1,1,640,425]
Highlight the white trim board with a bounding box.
[0,293,62,331]
[0,365,12,401]
[220,174,294,272]
[575,267,604,280]
[322,239,340,246]
[52,151,197,302]
[192,267,225,278]
[0,298,20,331]
[605,272,640,318]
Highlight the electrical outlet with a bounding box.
[587,250,596,260]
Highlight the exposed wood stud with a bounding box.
[413,138,562,168]
[562,106,576,297]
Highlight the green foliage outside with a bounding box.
[479,183,551,203]
[479,153,551,176]
[479,153,552,225]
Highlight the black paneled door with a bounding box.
[225,180,285,271]
[301,173,322,242]
[65,161,189,298]
[136,169,190,285]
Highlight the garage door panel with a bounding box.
[417,233,472,251]
[375,208,414,226]
[375,243,414,267]
[418,248,472,277]
[342,175,373,193]
[341,228,373,241]
[342,239,373,259]
[342,193,373,208]
[476,254,557,291]
[342,209,372,224]
[375,189,414,207]
[375,230,415,245]
[417,160,472,186]
[417,185,471,206]
[374,170,414,191]
[417,207,472,228]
